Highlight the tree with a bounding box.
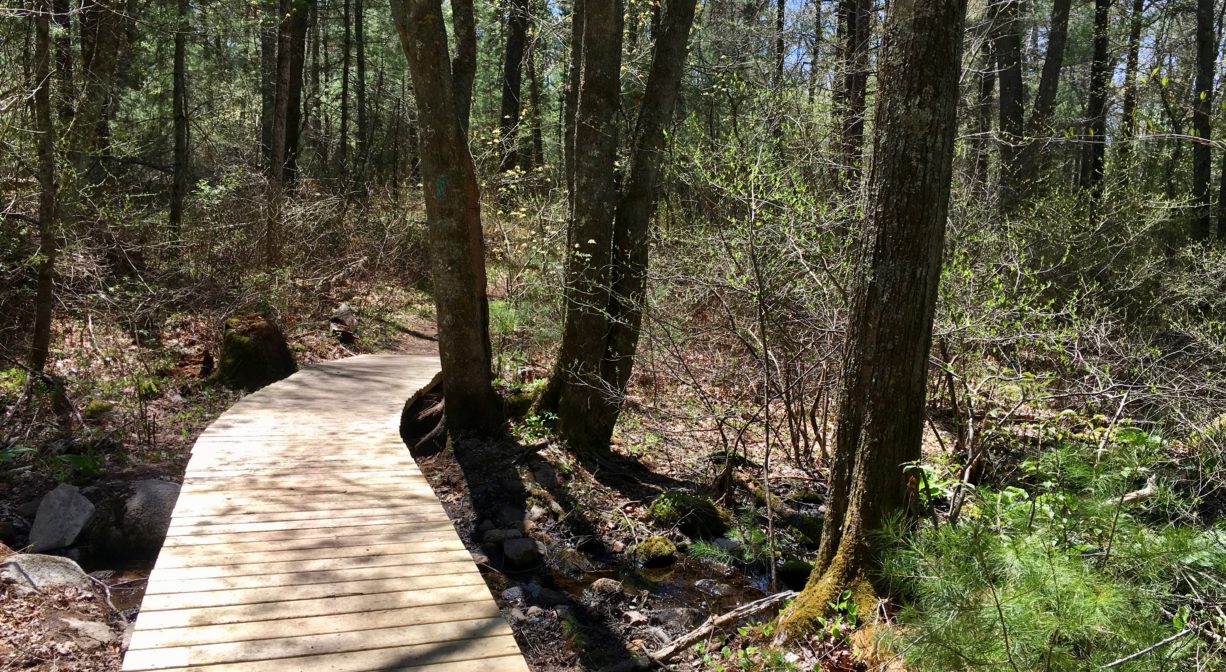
[834,0,870,189]
[170,0,190,230]
[285,0,312,185]
[993,0,1024,212]
[73,0,129,185]
[266,0,292,266]
[390,0,502,438]
[1191,0,1215,240]
[450,0,477,134]
[779,0,967,631]
[1015,0,1072,190]
[1079,0,1112,223]
[542,0,699,452]
[30,0,58,374]
[336,0,351,171]
[499,0,530,170]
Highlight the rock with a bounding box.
[497,505,526,529]
[778,558,814,591]
[501,586,528,603]
[483,528,524,544]
[532,586,569,607]
[531,463,559,489]
[87,480,181,562]
[508,607,528,624]
[648,491,730,538]
[694,578,734,597]
[216,313,297,392]
[50,615,119,650]
[552,547,592,576]
[526,606,546,618]
[649,607,704,633]
[0,553,91,592]
[330,303,358,343]
[623,610,648,626]
[589,578,623,594]
[527,505,548,522]
[476,519,497,534]
[29,484,95,551]
[17,496,43,519]
[502,538,541,568]
[714,537,743,552]
[611,540,626,553]
[632,535,677,567]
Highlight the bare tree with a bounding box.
[170,0,190,230]
[30,0,58,373]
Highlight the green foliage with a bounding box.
[880,433,1225,671]
[649,490,731,538]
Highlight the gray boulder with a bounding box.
[503,538,542,568]
[0,553,91,592]
[89,480,180,562]
[29,484,95,551]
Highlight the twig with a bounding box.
[86,575,128,624]
[649,590,796,664]
[1101,627,1193,668]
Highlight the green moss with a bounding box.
[649,490,731,538]
[216,314,297,392]
[634,535,677,567]
[82,400,115,420]
[791,515,824,548]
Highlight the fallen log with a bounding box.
[650,590,797,664]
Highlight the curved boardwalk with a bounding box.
[122,354,529,672]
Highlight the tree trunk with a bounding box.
[354,0,367,167]
[1079,0,1111,223]
[527,32,545,168]
[499,0,530,171]
[972,6,997,186]
[170,0,190,231]
[834,0,870,189]
[994,0,1024,213]
[74,0,127,184]
[563,0,584,202]
[779,0,967,633]
[1119,0,1144,162]
[284,0,311,185]
[390,0,503,439]
[451,0,477,134]
[1192,0,1215,240]
[30,0,58,374]
[544,0,696,452]
[1015,0,1071,191]
[51,0,73,123]
[266,0,292,266]
[260,0,277,167]
[337,0,351,173]
[773,0,785,90]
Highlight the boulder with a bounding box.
[0,553,91,592]
[632,535,677,567]
[648,491,730,538]
[694,578,734,597]
[88,480,180,563]
[29,484,95,551]
[216,313,297,392]
[503,538,542,568]
[482,528,524,544]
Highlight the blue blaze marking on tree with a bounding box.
[435,175,447,199]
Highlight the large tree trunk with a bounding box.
[773,0,785,89]
[337,0,351,172]
[499,0,530,170]
[266,0,292,266]
[451,0,477,134]
[1119,0,1144,162]
[779,0,966,633]
[993,0,1024,213]
[284,0,311,185]
[354,0,367,167]
[543,0,696,452]
[563,0,584,203]
[527,31,545,168]
[260,0,277,167]
[74,0,127,185]
[1079,0,1111,223]
[834,0,870,189]
[972,10,997,187]
[51,0,73,123]
[1191,0,1216,240]
[30,0,58,374]
[170,0,190,231]
[1015,0,1071,191]
[390,0,502,439]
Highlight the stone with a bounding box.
[216,313,297,392]
[714,537,743,552]
[502,538,540,568]
[694,578,734,597]
[508,607,528,624]
[531,463,559,489]
[623,610,648,626]
[649,607,704,633]
[648,491,730,538]
[532,586,569,607]
[497,505,526,529]
[526,606,546,618]
[599,656,653,672]
[552,547,593,576]
[29,484,95,551]
[501,586,528,603]
[633,535,677,567]
[0,554,91,592]
[87,480,181,563]
[588,578,624,596]
[482,528,524,544]
[527,505,548,522]
[778,558,814,591]
[476,520,497,534]
[50,615,119,650]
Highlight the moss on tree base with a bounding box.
[216,314,297,392]
[777,546,878,638]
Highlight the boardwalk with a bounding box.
[122,354,529,672]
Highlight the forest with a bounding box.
[2,0,1226,669]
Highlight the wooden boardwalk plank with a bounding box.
[121,355,527,672]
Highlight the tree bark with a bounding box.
[266,0,292,266]
[354,0,367,165]
[544,0,697,452]
[993,0,1024,213]
[337,0,351,172]
[1192,0,1216,240]
[284,0,311,185]
[972,5,997,186]
[170,0,190,231]
[451,0,477,134]
[1119,0,1144,161]
[773,0,786,90]
[1015,0,1071,190]
[527,31,545,168]
[499,0,530,171]
[74,0,127,185]
[779,0,967,633]
[51,0,73,123]
[30,0,58,374]
[834,0,870,189]
[260,0,277,167]
[563,0,584,203]
[1079,0,1111,223]
[390,0,503,439]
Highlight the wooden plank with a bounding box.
[143,560,480,594]
[154,539,469,568]
[146,550,477,581]
[168,505,447,528]
[132,585,494,629]
[158,527,459,554]
[133,650,529,672]
[124,618,514,669]
[162,519,456,545]
[165,492,445,515]
[166,511,450,536]
[139,572,487,611]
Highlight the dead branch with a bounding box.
[650,590,797,664]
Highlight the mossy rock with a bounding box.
[778,558,814,591]
[216,314,297,392]
[790,514,823,548]
[633,535,677,567]
[81,400,114,421]
[649,490,730,538]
